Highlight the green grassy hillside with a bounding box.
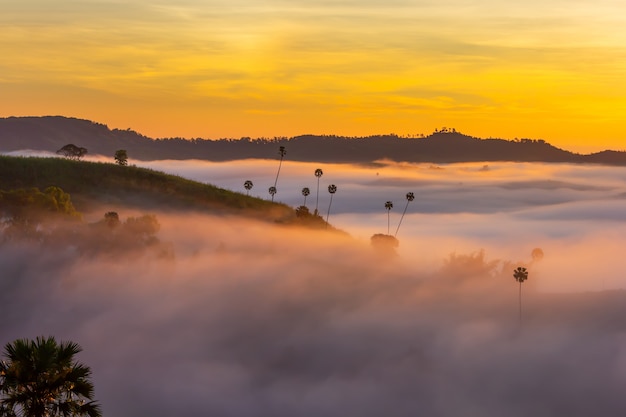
[0,155,303,223]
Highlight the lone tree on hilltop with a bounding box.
[314,168,323,215]
[395,192,415,237]
[114,149,128,166]
[0,336,102,417]
[57,144,87,160]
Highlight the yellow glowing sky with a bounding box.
[2,0,626,153]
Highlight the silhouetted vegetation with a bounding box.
[56,143,88,160]
[0,156,331,229]
[395,192,414,237]
[370,233,399,257]
[384,201,393,235]
[314,168,323,215]
[8,116,626,165]
[0,336,102,417]
[114,149,128,166]
[514,266,529,325]
[326,184,337,224]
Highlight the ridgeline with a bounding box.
[2,116,626,165]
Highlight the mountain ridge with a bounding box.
[1,115,625,165]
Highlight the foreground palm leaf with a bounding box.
[0,336,102,417]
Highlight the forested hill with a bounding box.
[2,116,625,165]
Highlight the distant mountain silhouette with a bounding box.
[1,116,625,165]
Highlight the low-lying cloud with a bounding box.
[3,155,626,415]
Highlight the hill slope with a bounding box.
[0,155,299,223]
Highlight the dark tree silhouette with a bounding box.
[0,336,102,417]
[274,146,286,188]
[244,180,253,196]
[114,149,128,166]
[385,201,393,234]
[394,192,415,237]
[104,211,120,229]
[301,187,310,206]
[314,168,323,215]
[513,266,529,325]
[531,248,544,261]
[326,184,337,224]
[269,186,277,202]
[56,144,87,160]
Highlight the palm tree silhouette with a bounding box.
[0,336,102,417]
[314,168,323,215]
[326,184,337,224]
[302,187,310,206]
[244,180,253,196]
[513,267,529,325]
[385,201,393,234]
[394,192,415,237]
[274,146,286,188]
[268,186,277,202]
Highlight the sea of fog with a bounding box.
[3,151,626,416]
[131,156,626,293]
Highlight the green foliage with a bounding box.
[0,155,296,223]
[0,336,102,417]
[0,186,81,241]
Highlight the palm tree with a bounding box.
[268,186,277,202]
[394,192,415,237]
[384,201,393,234]
[301,187,310,206]
[314,168,323,215]
[326,184,337,224]
[244,180,253,196]
[274,146,286,188]
[513,267,529,325]
[0,336,102,417]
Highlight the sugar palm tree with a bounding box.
[385,201,393,234]
[268,186,277,202]
[301,187,310,206]
[274,146,286,188]
[394,192,415,237]
[326,184,337,224]
[314,168,323,215]
[244,180,253,196]
[0,336,102,417]
[513,267,529,325]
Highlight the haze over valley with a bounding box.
[3,147,626,415]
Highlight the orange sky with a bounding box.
[1,0,626,153]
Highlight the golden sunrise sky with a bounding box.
[1,0,625,153]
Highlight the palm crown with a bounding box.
[0,336,102,417]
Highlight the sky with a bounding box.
[4,157,626,415]
[1,0,626,153]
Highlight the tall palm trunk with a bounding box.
[274,157,283,188]
[315,177,321,214]
[519,281,522,326]
[326,194,334,224]
[395,192,414,237]
[395,200,409,236]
